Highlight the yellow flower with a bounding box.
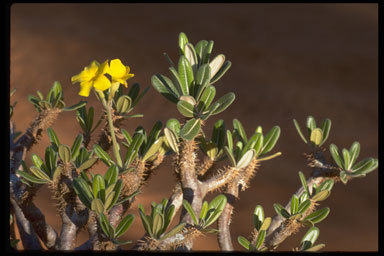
[108,59,134,87]
[71,60,111,97]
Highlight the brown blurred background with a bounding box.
[10,3,378,251]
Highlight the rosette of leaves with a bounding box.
[138,199,186,241]
[224,119,281,168]
[98,213,135,245]
[298,226,325,251]
[293,116,331,147]
[72,165,138,213]
[111,83,148,118]
[238,205,271,251]
[271,172,333,227]
[329,142,378,184]
[28,81,86,112]
[151,32,236,140]
[197,119,226,161]
[182,194,227,232]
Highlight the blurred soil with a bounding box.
[10,3,378,251]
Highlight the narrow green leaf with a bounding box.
[210,60,231,84]
[342,148,351,170]
[319,119,331,146]
[93,145,114,167]
[177,100,195,118]
[71,134,83,161]
[184,43,198,72]
[163,204,175,233]
[195,40,208,65]
[62,101,87,111]
[329,144,344,169]
[58,145,71,164]
[255,230,266,249]
[293,119,308,144]
[291,195,299,215]
[351,158,378,175]
[304,208,330,224]
[115,214,135,239]
[31,154,44,170]
[178,32,189,54]
[306,244,326,252]
[152,213,164,238]
[349,142,360,168]
[298,171,310,196]
[104,165,118,186]
[311,190,331,202]
[104,191,116,211]
[180,118,201,141]
[194,64,211,100]
[224,146,236,167]
[116,95,132,114]
[99,213,111,237]
[273,203,290,219]
[236,149,255,169]
[202,40,214,64]
[160,223,186,241]
[29,166,50,181]
[210,92,235,115]
[260,217,271,231]
[253,205,264,231]
[17,170,48,184]
[198,85,216,111]
[226,130,233,153]
[125,133,144,166]
[182,200,198,225]
[237,236,250,250]
[301,226,320,250]
[297,199,311,214]
[78,158,97,171]
[200,201,209,221]
[306,116,316,134]
[91,198,104,214]
[178,56,193,95]
[143,137,163,161]
[211,119,226,150]
[93,174,106,201]
[233,119,247,143]
[139,206,153,236]
[260,126,280,155]
[52,166,62,180]
[164,128,179,153]
[253,133,264,156]
[340,171,348,184]
[168,67,183,96]
[151,75,179,103]
[166,118,181,136]
[316,179,334,193]
[47,128,60,148]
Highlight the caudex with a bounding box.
[9,32,378,251]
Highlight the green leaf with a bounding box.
[351,158,378,176]
[72,178,93,208]
[255,230,266,249]
[233,119,247,143]
[70,134,83,161]
[177,100,195,118]
[178,56,194,95]
[93,145,114,167]
[226,130,233,153]
[329,144,344,169]
[125,133,144,166]
[104,165,118,187]
[298,171,310,196]
[62,101,87,111]
[253,205,264,231]
[195,40,208,65]
[115,214,135,239]
[202,40,214,64]
[300,226,320,251]
[45,146,57,176]
[182,200,198,225]
[116,95,132,114]
[297,199,311,214]
[306,244,326,252]
[260,126,280,156]
[164,128,179,153]
[293,119,308,144]
[160,223,186,241]
[78,158,97,171]
[349,142,360,168]
[99,213,111,237]
[316,179,334,193]
[151,74,179,103]
[210,92,235,115]
[311,190,330,202]
[194,64,211,100]
[178,32,189,54]
[210,60,231,84]
[310,128,323,146]
[306,116,316,134]
[93,174,106,201]
[198,85,216,111]
[180,118,201,141]
[304,208,330,224]
[211,119,226,150]
[340,171,348,184]
[52,166,62,181]
[29,166,50,181]
[224,146,236,167]
[168,67,183,96]
[237,236,250,250]
[253,133,264,156]
[273,203,290,219]
[104,191,116,211]
[91,198,105,214]
[163,204,175,233]
[143,137,163,161]
[139,206,153,237]
[290,195,299,215]
[166,118,181,136]
[31,154,44,170]
[58,145,71,164]
[47,128,60,149]
[152,213,164,238]
[342,148,351,170]
[184,43,198,72]
[204,195,227,227]
[319,119,331,146]
[17,170,48,184]
[236,149,255,169]
[200,201,209,221]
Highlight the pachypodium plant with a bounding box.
[9,32,378,252]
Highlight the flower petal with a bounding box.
[97,60,109,75]
[93,75,111,91]
[78,81,93,97]
[109,59,126,78]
